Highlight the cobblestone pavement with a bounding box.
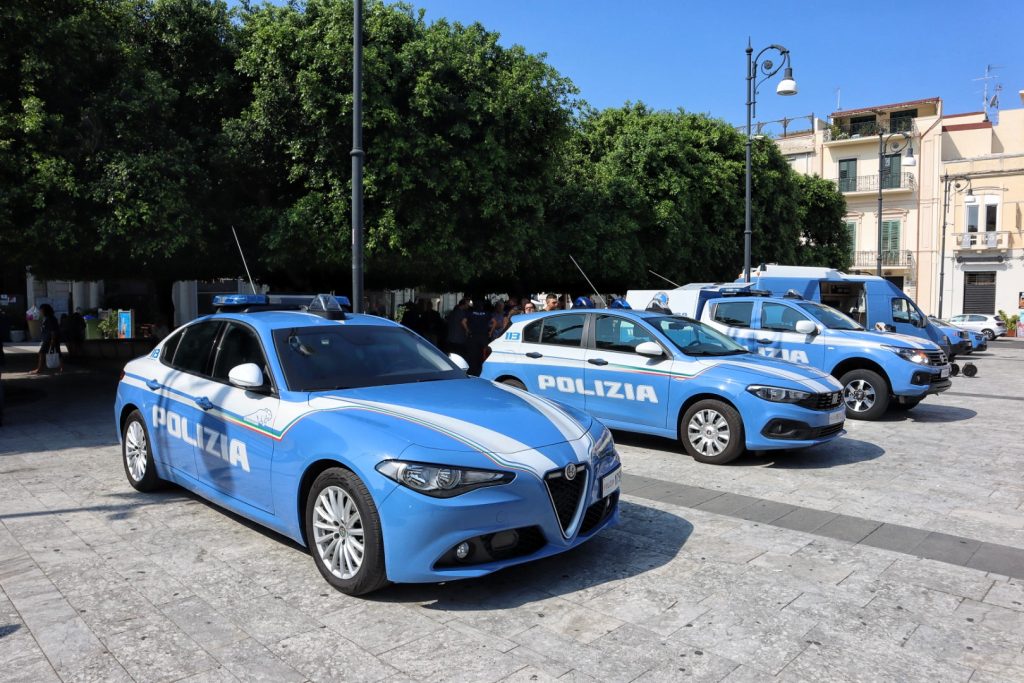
[1,341,1023,682]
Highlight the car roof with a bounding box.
[191,310,400,335]
[514,309,681,322]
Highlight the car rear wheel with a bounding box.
[305,468,387,596]
[680,400,743,465]
[839,369,890,420]
[500,378,527,391]
[122,410,161,492]
[982,328,995,341]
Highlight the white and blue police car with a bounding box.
[481,308,846,465]
[114,294,620,595]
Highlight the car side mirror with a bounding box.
[635,341,664,358]
[228,363,265,390]
[449,353,470,371]
[794,320,817,335]
[874,322,896,333]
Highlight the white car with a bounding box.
[948,314,1007,341]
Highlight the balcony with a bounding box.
[836,172,916,194]
[953,231,1010,250]
[825,119,918,143]
[853,250,914,269]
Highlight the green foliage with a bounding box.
[792,174,852,270]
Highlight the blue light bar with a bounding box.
[212,294,268,306]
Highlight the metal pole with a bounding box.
[876,132,884,277]
[937,174,950,318]
[744,41,754,282]
[351,0,364,313]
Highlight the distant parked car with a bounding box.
[949,314,1006,341]
[928,317,971,359]
[965,329,988,353]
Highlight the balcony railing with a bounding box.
[836,172,916,193]
[953,231,1010,250]
[825,119,918,142]
[853,250,914,268]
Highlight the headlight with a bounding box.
[746,385,811,403]
[375,460,513,498]
[884,345,929,365]
[592,427,614,459]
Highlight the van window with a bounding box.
[712,301,753,328]
[891,298,924,327]
[594,315,657,353]
[760,303,810,332]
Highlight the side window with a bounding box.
[540,314,585,347]
[523,320,542,344]
[171,322,222,376]
[760,302,810,332]
[160,330,183,364]
[970,315,984,322]
[712,301,753,328]
[891,298,922,326]
[595,315,656,353]
[212,323,269,384]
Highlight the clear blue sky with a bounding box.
[404,0,1023,126]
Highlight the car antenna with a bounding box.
[569,254,606,307]
[648,269,681,287]
[231,226,258,294]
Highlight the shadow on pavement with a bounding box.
[733,437,884,469]
[877,403,977,423]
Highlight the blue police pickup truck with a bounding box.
[627,286,951,421]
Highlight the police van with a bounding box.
[482,309,846,465]
[627,286,951,421]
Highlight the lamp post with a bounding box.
[937,174,972,318]
[744,40,797,282]
[351,0,364,313]
[875,131,915,277]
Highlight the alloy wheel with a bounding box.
[687,409,731,457]
[843,379,876,413]
[312,486,365,580]
[124,421,148,482]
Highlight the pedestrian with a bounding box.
[523,301,538,314]
[445,297,471,360]
[489,300,507,340]
[544,293,559,312]
[68,307,87,356]
[466,299,492,376]
[29,303,62,374]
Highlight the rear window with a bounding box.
[170,322,222,376]
[712,301,753,328]
[523,314,585,347]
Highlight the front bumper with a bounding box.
[893,364,951,397]
[376,462,620,584]
[739,395,845,451]
[949,340,971,358]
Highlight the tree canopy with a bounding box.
[1,0,849,296]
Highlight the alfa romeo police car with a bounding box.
[114,295,619,595]
[481,309,846,465]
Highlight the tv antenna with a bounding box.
[973,65,1003,121]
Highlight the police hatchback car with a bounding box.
[114,295,619,595]
[482,310,845,465]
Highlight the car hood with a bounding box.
[831,329,940,350]
[307,377,592,455]
[705,353,842,393]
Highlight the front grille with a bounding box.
[798,391,843,411]
[580,491,618,535]
[925,350,947,366]
[545,465,588,536]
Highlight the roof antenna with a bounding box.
[648,269,681,287]
[231,226,257,294]
[568,254,606,307]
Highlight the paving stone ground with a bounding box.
[1,340,1023,682]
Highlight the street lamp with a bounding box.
[875,131,915,277]
[745,40,797,282]
[937,174,972,318]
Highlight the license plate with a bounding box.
[940,367,950,378]
[829,409,845,425]
[600,467,622,498]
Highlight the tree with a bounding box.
[793,174,851,269]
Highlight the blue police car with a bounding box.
[482,309,846,465]
[114,295,620,595]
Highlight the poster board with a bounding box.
[117,310,134,339]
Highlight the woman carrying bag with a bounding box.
[29,303,63,374]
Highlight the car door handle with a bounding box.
[525,352,543,359]
[756,339,772,344]
[587,358,608,366]
[195,397,214,411]
[146,379,161,391]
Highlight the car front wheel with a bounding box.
[500,378,527,391]
[982,328,995,341]
[122,410,161,492]
[680,400,744,465]
[839,369,890,420]
[305,468,388,596]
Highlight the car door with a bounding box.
[154,321,224,480]
[518,313,588,409]
[890,297,929,340]
[584,315,671,428]
[754,301,825,369]
[194,321,280,513]
[705,299,759,349]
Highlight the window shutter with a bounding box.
[881,220,900,254]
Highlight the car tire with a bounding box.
[839,369,890,421]
[122,409,162,492]
[680,400,744,465]
[305,468,388,596]
[500,378,527,391]
[890,397,922,411]
[982,329,995,341]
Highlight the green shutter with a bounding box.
[839,159,857,192]
[881,220,900,254]
[845,221,857,256]
[882,154,901,189]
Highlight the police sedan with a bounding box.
[114,295,619,595]
[481,309,846,465]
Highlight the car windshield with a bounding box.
[273,325,464,391]
[648,316,748,356]
[930,317,953,326]
[795,302,863,330]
